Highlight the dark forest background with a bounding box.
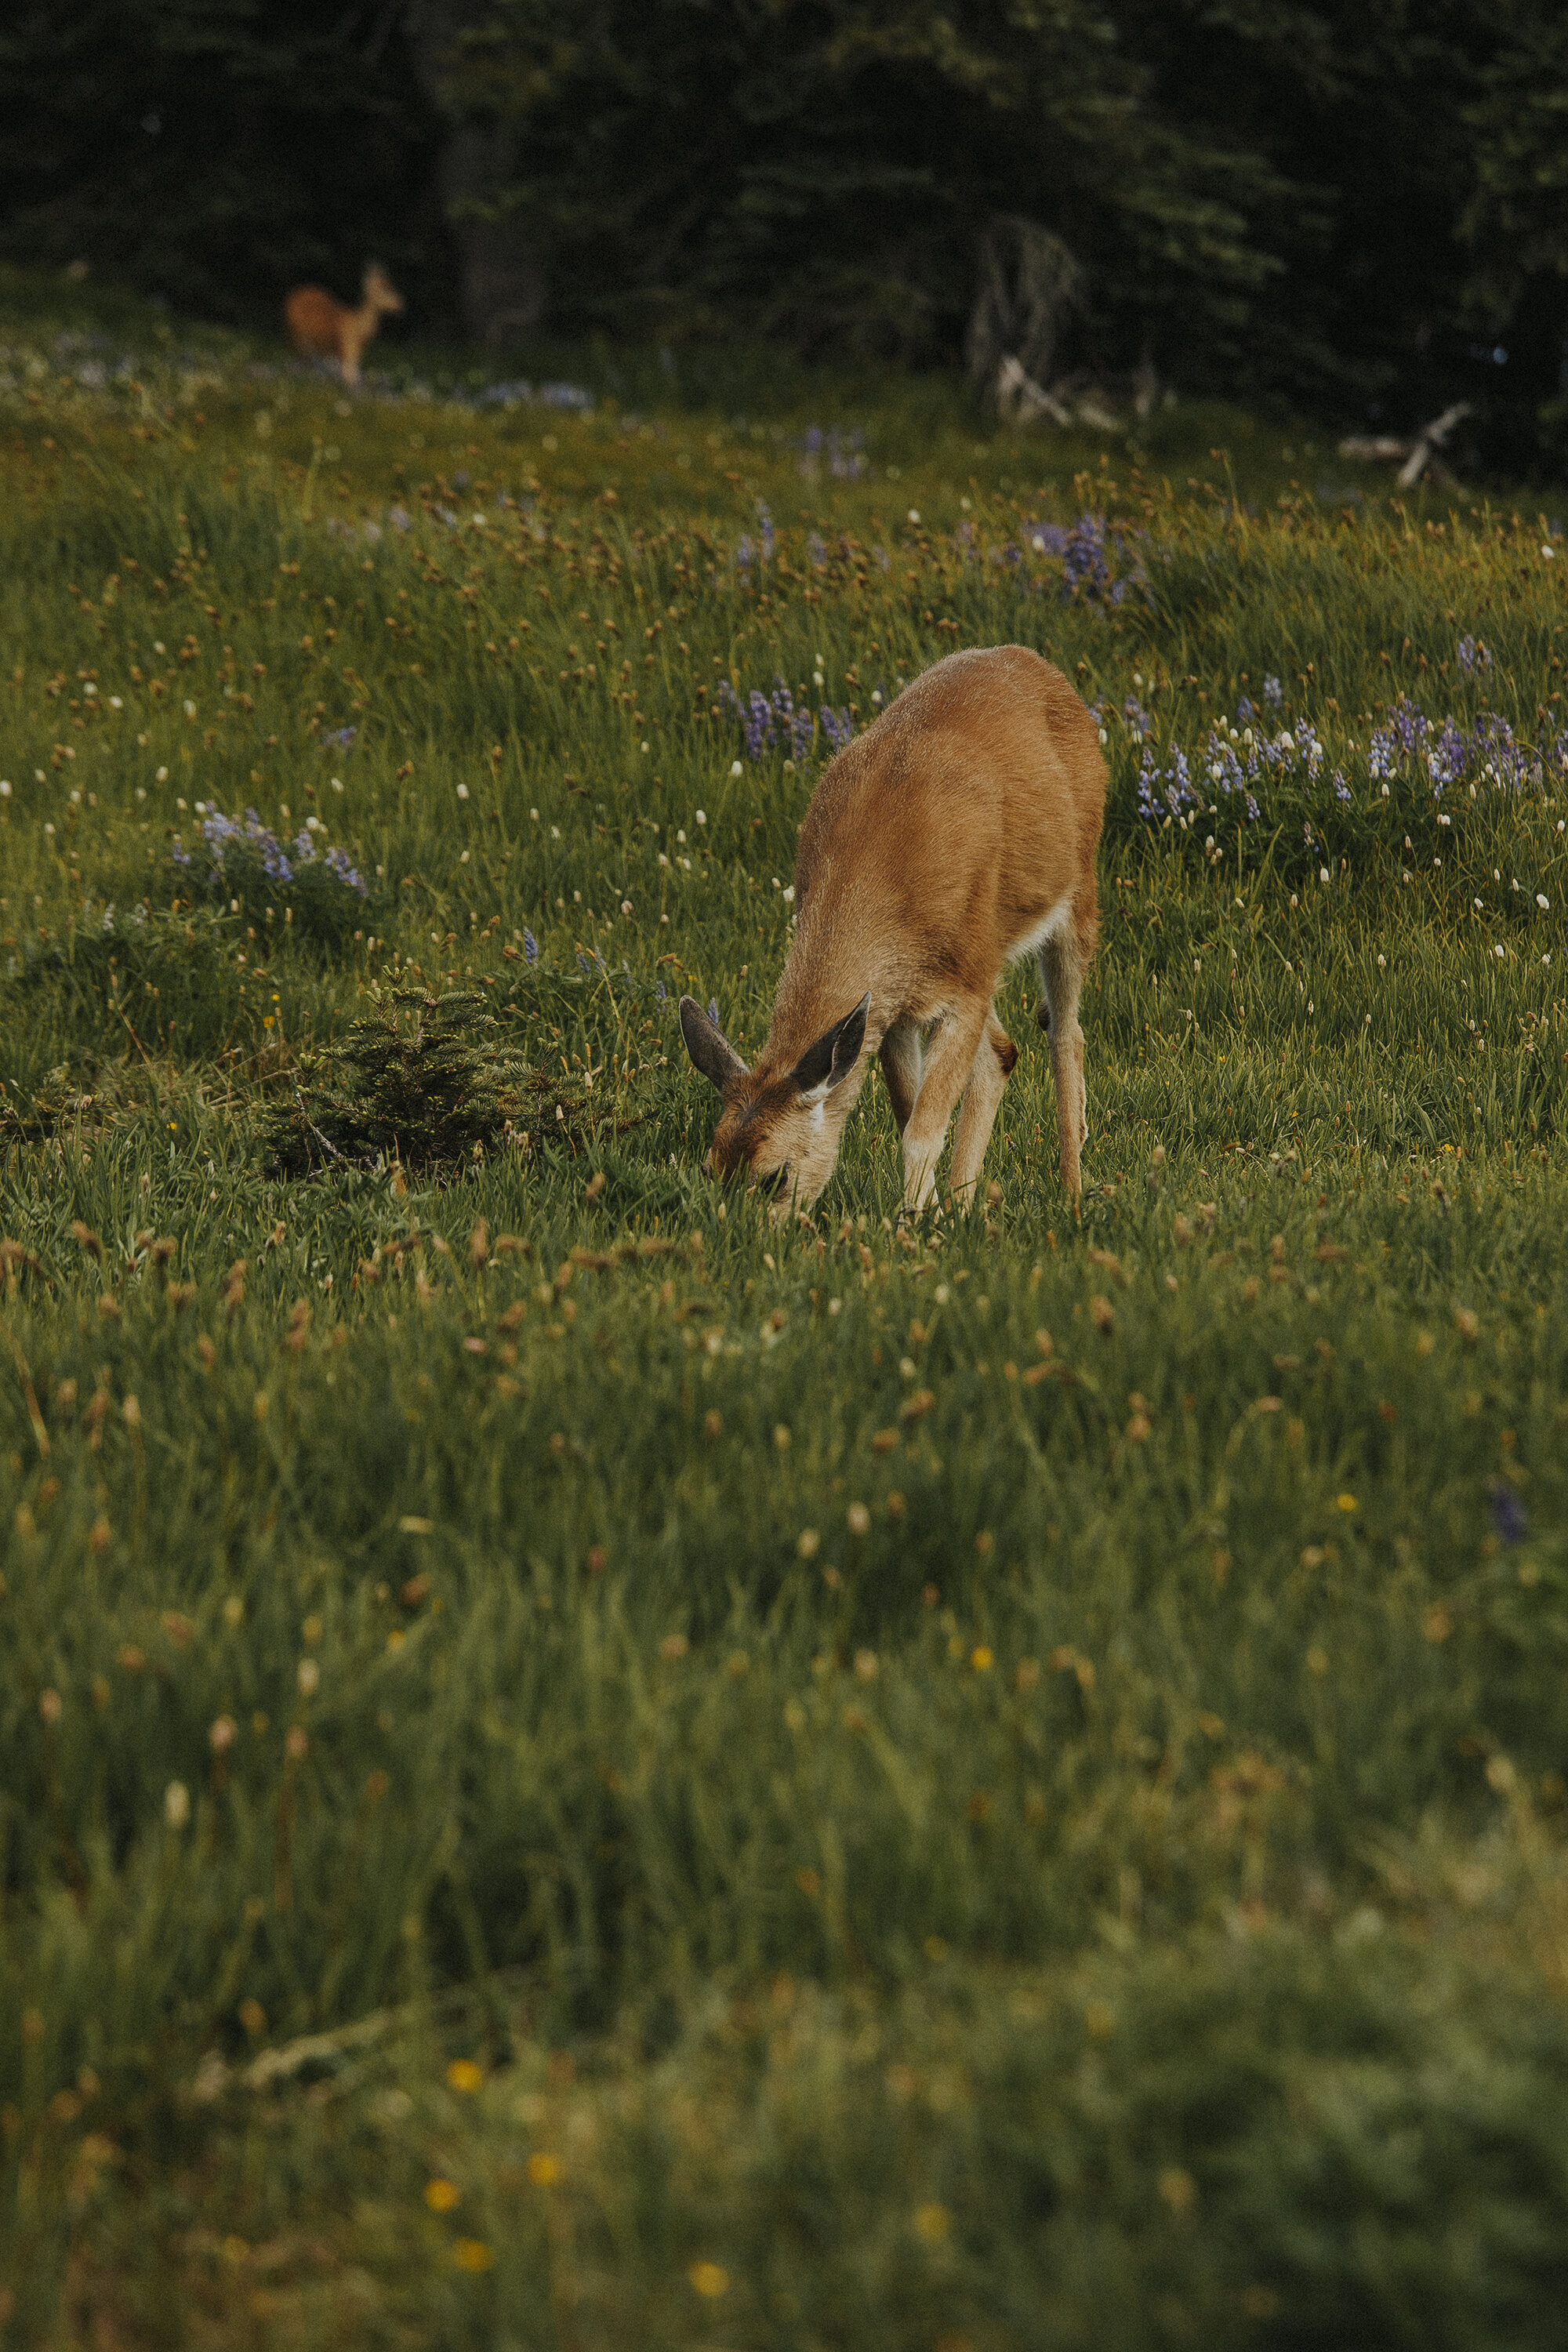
[3,1,1566,464]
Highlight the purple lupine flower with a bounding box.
[1368,728,1397,781]
[576,950,591,974]
[655,978,666,1003]
[1428,720,1468,787]
[193,806,298,884]
[735,535,755,574]
[1474,711,1536,793]
[523,928,538,965]
[708,998,720,1025]
[1136,747,1159,822]
[327,726,356,750]
[724,676,821,761]
[1123,695,1152,740]
[1263,676,1283,709]
[1489,1479,1526,1544]
[1236,695,1255,722]
[1457,635,1491,675]
[745,691,773,761]
[819,706,855,753]
[1203,731,1247,798]
[756,503,775,562]
[1333,771,1351,804]
[325,846,367,894]
[1062,514,1111,597]
[807,533,827,569]
[1294,720,1325,780]
[1392,698,1429,757]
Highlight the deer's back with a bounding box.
[788,646,1102,1019]
[284,288,346,358]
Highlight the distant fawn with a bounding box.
[283,263,403,388]
[680,644,1105,1214]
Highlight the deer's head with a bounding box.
[679,993,869,1213]
[362,263,405,318]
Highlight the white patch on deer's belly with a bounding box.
[1008,892,1074,962]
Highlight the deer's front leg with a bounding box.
[900,1003,988,1210]
[948,1005,1017,1203]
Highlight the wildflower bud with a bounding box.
[468,1218,489,1270]
[164,1780,191,1830]
[209,1716,236,1753]
[284,1726,308,1762]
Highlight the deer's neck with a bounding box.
[764,874,881,1071]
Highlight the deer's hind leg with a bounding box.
[1036,931,1089,1196]
[948,1006,1017,1203]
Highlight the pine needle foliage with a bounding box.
[262,985,593,1178]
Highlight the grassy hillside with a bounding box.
[2,288,1567,2347]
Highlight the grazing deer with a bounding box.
[680,644,1105,1214]
[283,263,403,388]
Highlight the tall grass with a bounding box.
[1,309,1566,2347]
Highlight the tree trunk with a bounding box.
[402,2,545,341]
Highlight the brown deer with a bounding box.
[680,644,1105,1214]
[283,264,404,388]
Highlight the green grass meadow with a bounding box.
[2,291,1568,2346]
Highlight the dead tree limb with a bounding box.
[996,354,1073,426]
[1339,402,1471,488]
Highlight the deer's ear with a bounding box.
[791,992,870,1098]
[679,996,748,1094]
